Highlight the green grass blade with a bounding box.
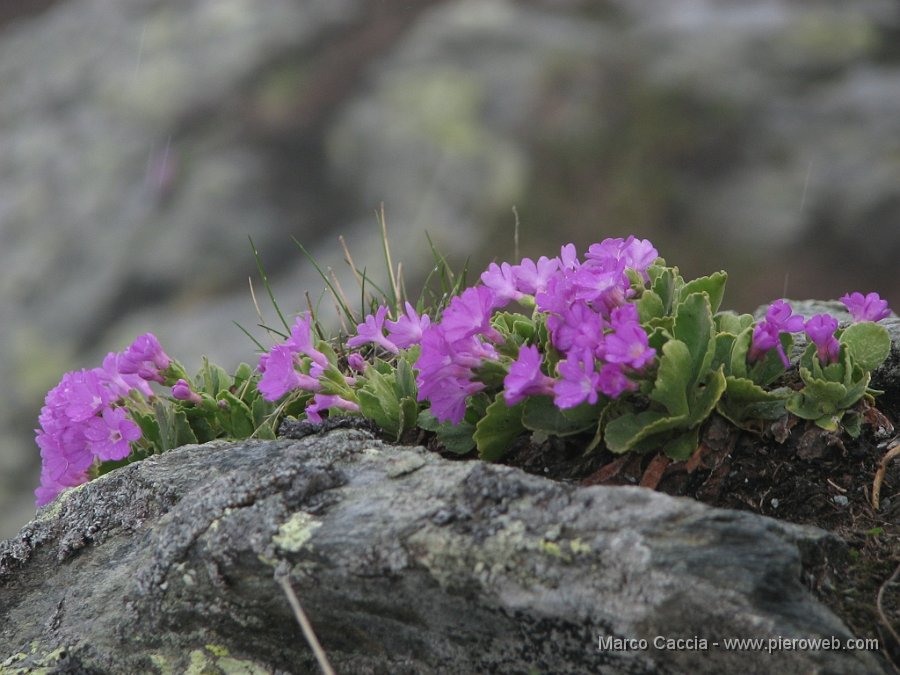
[249,236,290,333]
[292,237,356,325]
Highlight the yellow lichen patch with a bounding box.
[272,512,321,553]
[218,656,271,675]
[185,650,215,675]
[149,653,174,675]
[205,644,229,658]
[569,538,592,555]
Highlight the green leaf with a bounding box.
[651,266,680,314]
[357,369,402,438]
[418,410,476,453]
[663,427,700,461]
[251,397,277,439]
[678,271,727,313]
[233,362,255,392]
[218,391,255,438]
[712,332,736,371]
[395,357,417,400]
[636,290,665,323]
[521,397,601,437]
[673,292,715,386]
[604,409,684,454]
[416,409,441,432]
[198,358,233,397]
[715,311,753,335]
[840,322,891,371]
[472,359,509,389]
[649,339,692,417]
[473,395,526,461]
[173,409,199,447]
[398,397,420,439]
[718,376,789,424]
[132,411,163,453]
[798,366,848,409]
[687,366,727,425]
[436,422,476,454]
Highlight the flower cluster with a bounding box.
[750,294,892,368]
[36,231,896,506]
[410,237,658,422]
[35,334,170,506]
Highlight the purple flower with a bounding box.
[764,299,806,333]
[288,315,329,368]
[585,236,658,281]
[172,379,203,405]
[558,243,580,270]
[97,352,154,399]
[513,256,560,296]
[619,236,659,279]
[347,306,400,354]
[805,314,841,365]
[257,345,305,401]
[84,406,141,461]
[550,300,606,355]
[841,292,891,323]
[604,319,655,370]
[58,369,110,422]
[597,363,637,398]
[553,351,601,409]
[117,333,171,383]
[440,286,503,344]
[415,326,494,423]
[481,262,523,303]
[503,345,555,405]
[305,393,360,424]
[347,352,367,372]
[748,300,804,368]
[573,258,629,311]
[385,302,431,348]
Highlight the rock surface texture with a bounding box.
[0,429,888,674]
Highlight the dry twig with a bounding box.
[277,575,336,675]
[872,441,900,510]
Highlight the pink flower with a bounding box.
[304,394,360,423]
[288,315,329,368]
[748,300,804,368]
[440,286,503,344]
[257,345,305,401]
[172,379,203,405]
[117,333,171,383]
[347,306,400,354]
[97,352,154,399]
[805,314,840,365]
[553,351,601,409]
[604,320,655,370]
[841,292,891,322]
[513,256,559,296]
[347,353,368,372]
[84,406,141,461]
[481,262,523,303]
[503,345,555,405]
[597,363,637,398]
[385,302,431,348]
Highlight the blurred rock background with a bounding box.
[2,0,899,539]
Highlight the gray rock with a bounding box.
[0,429,888,673]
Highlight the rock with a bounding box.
[0,429,888,673]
